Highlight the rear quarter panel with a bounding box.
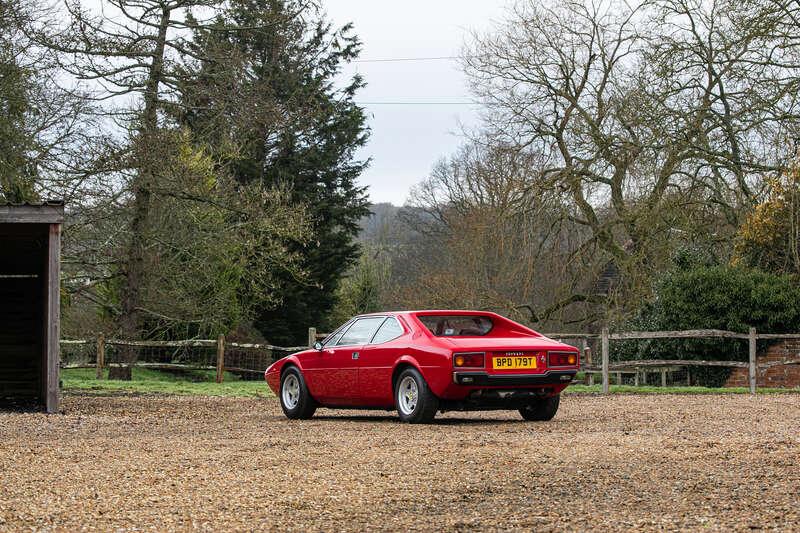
[392,345,453,401]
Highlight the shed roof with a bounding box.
[0,200,64,224]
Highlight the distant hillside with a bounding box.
[358,203,402,243]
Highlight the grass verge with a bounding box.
[565,384,797,394]
[62,368,797,398]
[62,368,273,398]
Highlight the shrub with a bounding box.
[614,265,800,386]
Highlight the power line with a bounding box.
[356,101,482,105]
[356,102,486,107]
[353,56,463,63]
[347,57,485,105]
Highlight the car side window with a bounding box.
[370,318,404,344]
[336,317,385,346]
[322,321,351,347]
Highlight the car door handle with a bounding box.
[352,352,360,360]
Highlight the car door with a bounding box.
[357,317,407,407]
[305,317,385,405]
[301,320,351,403]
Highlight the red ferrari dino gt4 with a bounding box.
[265,310,580,423]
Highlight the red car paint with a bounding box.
[264,310,579,410]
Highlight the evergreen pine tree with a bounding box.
[179,0,370,344]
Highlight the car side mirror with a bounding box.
[313,341,323,351]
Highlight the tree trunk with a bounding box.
[116,6,171,377]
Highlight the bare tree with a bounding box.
[463,0,800,319]
[399,138,605,327]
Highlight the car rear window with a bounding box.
[417,315,493,337]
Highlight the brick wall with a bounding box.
[725,340,800,388]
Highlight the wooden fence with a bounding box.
[306,327,800,395]
[552,327,800,394]
[60,335,308,383]
[60,327,800,393]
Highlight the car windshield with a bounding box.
[418,315,493,337]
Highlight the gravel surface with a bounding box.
[1,393,798,532]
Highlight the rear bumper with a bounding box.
[452,370,576,386]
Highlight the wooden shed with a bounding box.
[0,201,63,413]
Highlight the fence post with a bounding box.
[634,368,640,387]
[583,340,594,386]
[308,327,317,348]
[749,327,757,395]
[95,334,105,380]
[216,334,225,384]
[601,327,609,394]
[661,368,667,388]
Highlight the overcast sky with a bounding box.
[323,1,509,205]
[80,0,511,205]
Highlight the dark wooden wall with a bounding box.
[0,224,47,405]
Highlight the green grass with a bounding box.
[61,368,797,398]
[565,384,798,394]
[62,367,273,398]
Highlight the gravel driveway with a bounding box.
[1,393,798,531]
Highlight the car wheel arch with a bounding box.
[391,357,424,390]
[280,361,297,376]
[279,360,321,403]
[278,356,304,375]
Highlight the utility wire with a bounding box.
[349,56,485,105]
[356,101,482,105]
[353,56,465,63]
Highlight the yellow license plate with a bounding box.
[492,355,537,370]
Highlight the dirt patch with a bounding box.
[1,394,798,531]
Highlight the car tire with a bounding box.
[395,367,439,424]
[280,366,317,420]
[518,394,560,421]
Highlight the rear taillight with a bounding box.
[453,352,485,368]
[548,352,578,367]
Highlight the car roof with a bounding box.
[355,310,501,318]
